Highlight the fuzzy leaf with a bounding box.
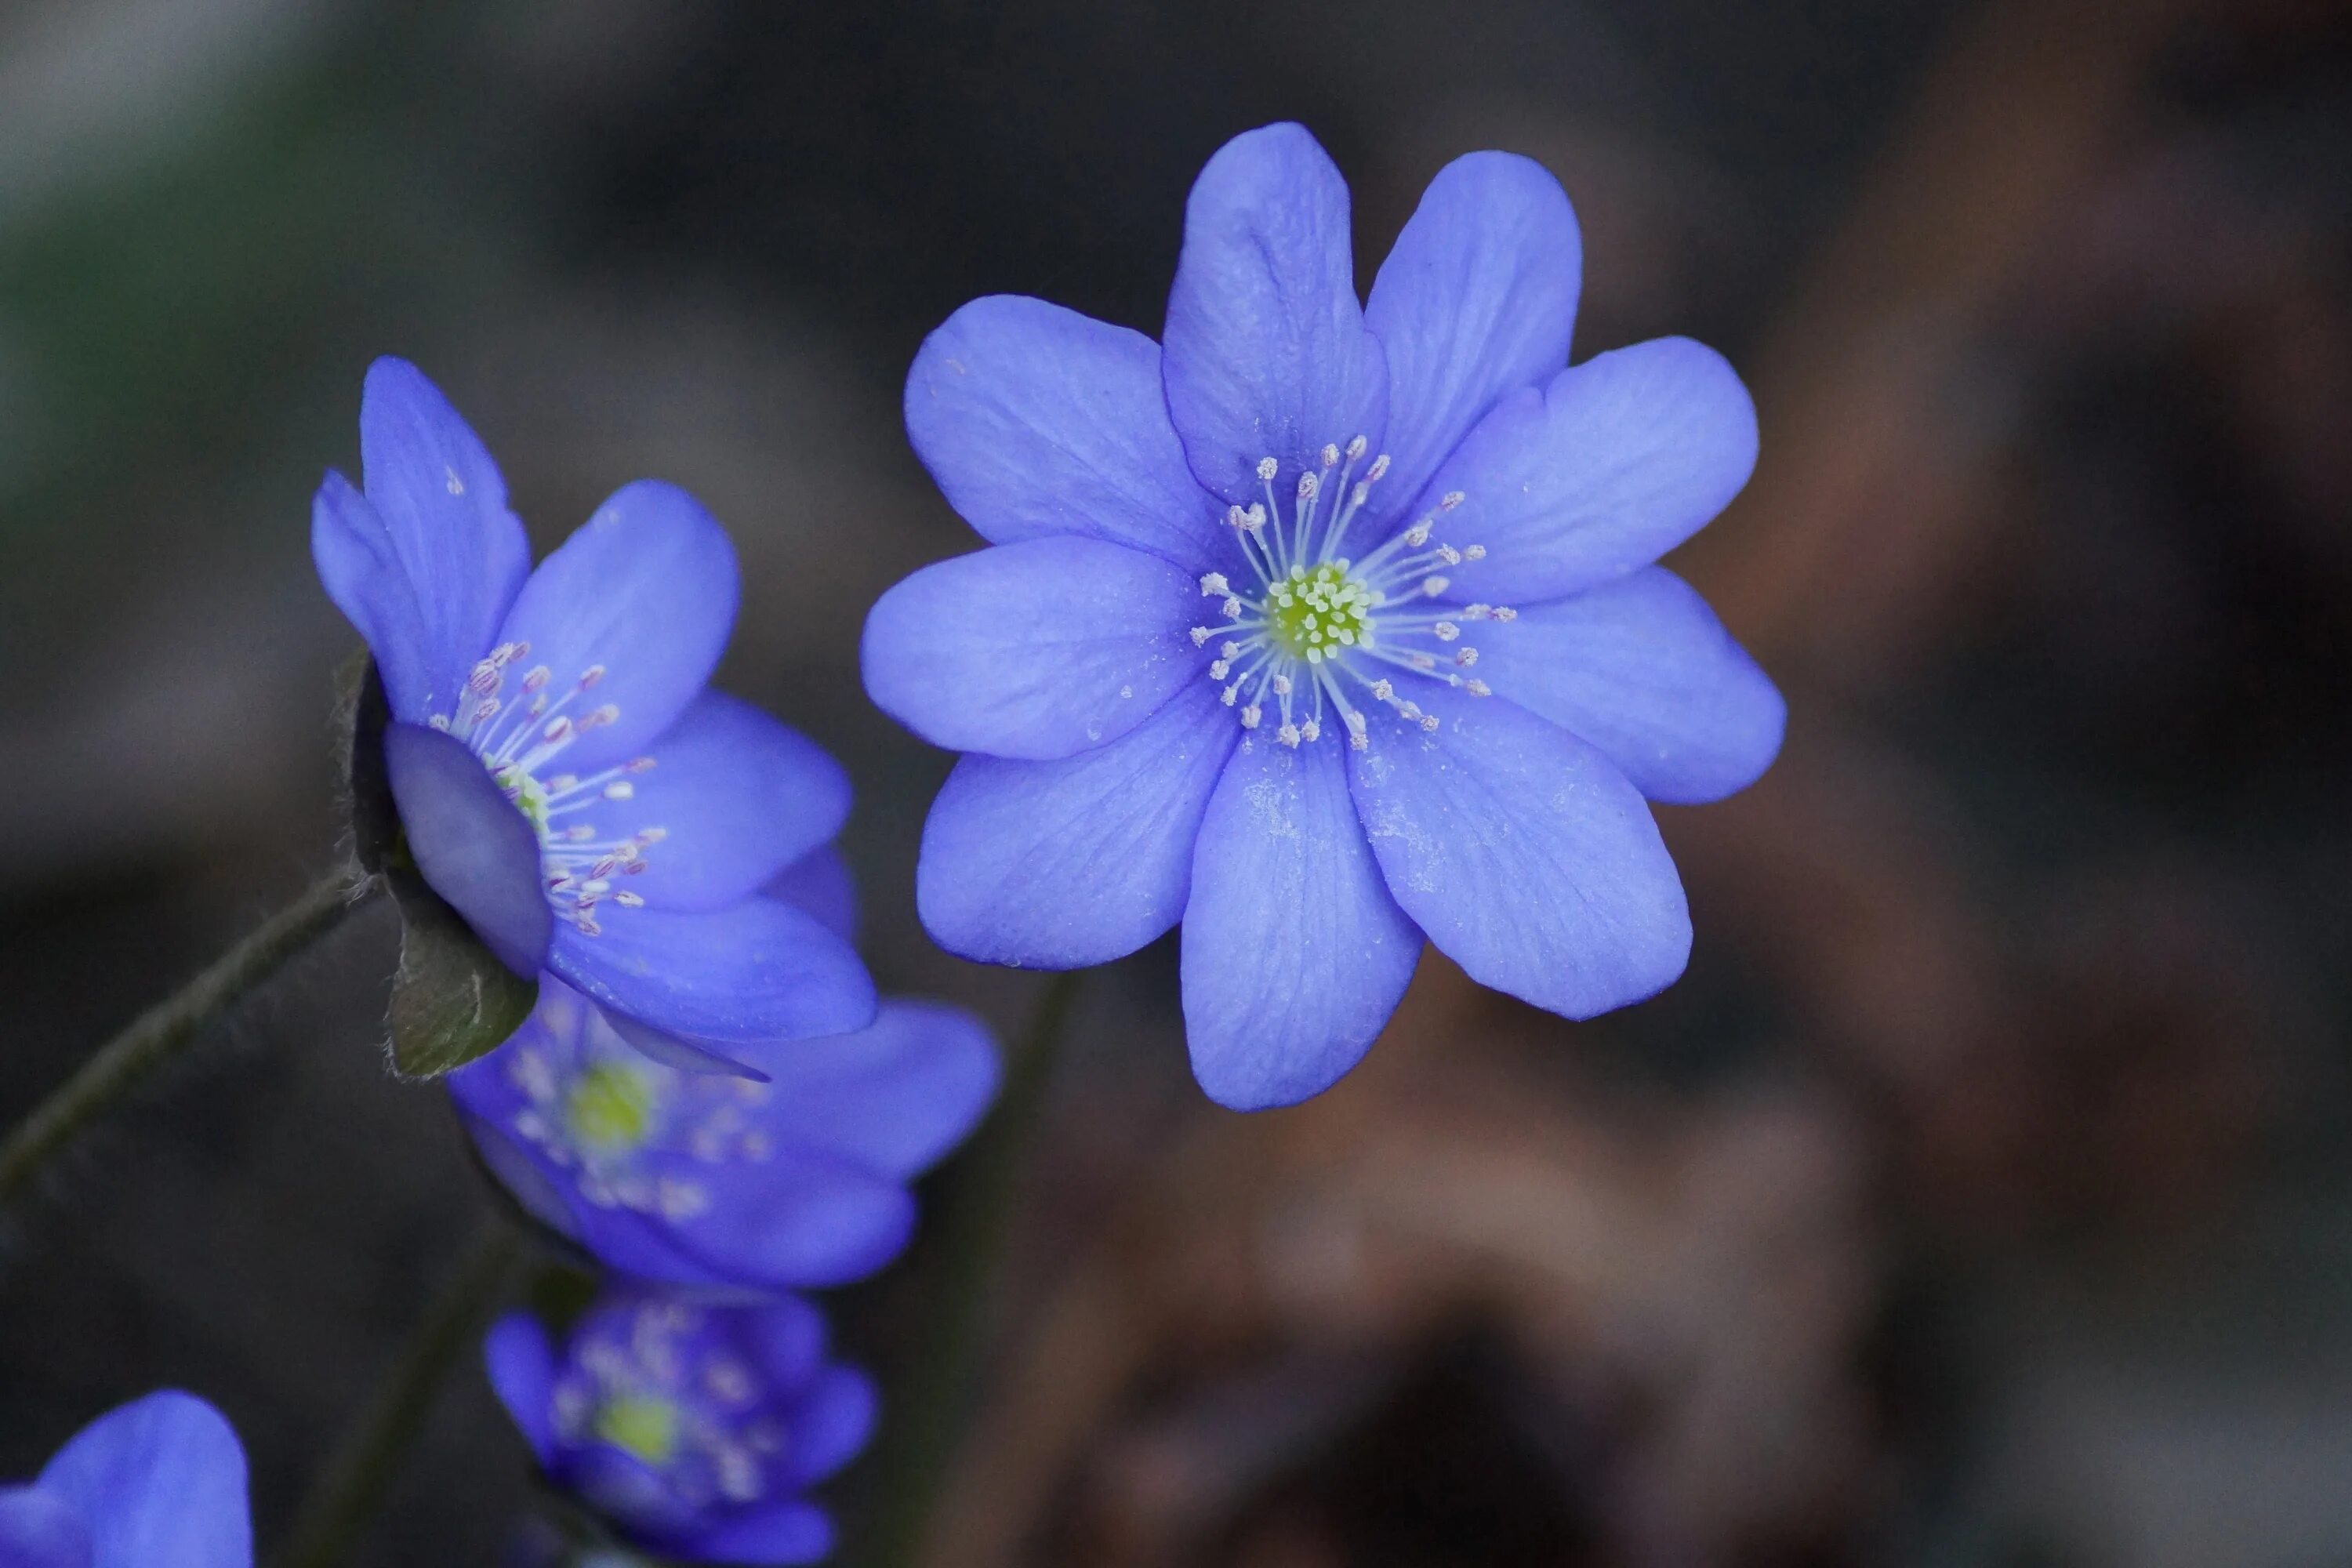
[385,866,537,1078]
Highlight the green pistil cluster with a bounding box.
[1267,562,1377,665]
[566,1061,658,1153]
[495,762,554,834]
[595,1392,682,1465]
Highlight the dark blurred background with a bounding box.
[3,0,2350,1563]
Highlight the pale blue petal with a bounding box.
[383,722,553,975]
[1365,151,1582,521]
[495,479,739,776]
[574,1151,914,1290]
[916,683,1236,967]
[548,895,875,1046]
[587,692,850,912]
[1163,123,1388,503]
[862,539,1200,761]
[778,1365,879,1486]
[37,1391,251,1568]
[1350,687,1690,1019]
[0,1488,91,1568]
[759,1000,1000,1178]
[1181,739,1421,1109]
[905,295,1226,568]
[482,1314,560,1466]
[1413,337,1757,604]
[310,473,441,723]
[1472,568,1784,804]
[666,1500,833,1565]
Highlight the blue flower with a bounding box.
[0,1390,251,1568]
[863,123,1783,1109]
[314,358,875,1063]
[486,1290,874,1565]
[450,933,998,1288]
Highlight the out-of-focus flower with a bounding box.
[451,971,998,1290]
[485,1290,874,1566]
[0,1390,252,1568]
[314,358,873,1072]
[865,122,1780,1109]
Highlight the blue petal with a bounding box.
[36,1391,250,1568]
[494,479,739,776]
[742,1294,829,1389]
[311,474,441,724]
[1414,337,1758,604]
[1350,687,1690,1020]
[663,1500,834,1566]
[456,1111,583,1240]
[604,1011,774,1080]
[766,847,858,944]
[916,682,1236,967]
[590,1147,916,1289]
[0,1488,92,1568]
[1162,123,1388,503]
[906,295,1226,568]
[1365,152,1582,522]
[383,722,554,975]
[482,1314,560,1467]
[312,358,533,724]
[590,692,851,912]
[780,1365,879,1486]
[1471,568,1784,804]
[863,539,1201,762]
[547,895,876,1047]
[1181,739,1422,1109]
[759,1000,1000,1178]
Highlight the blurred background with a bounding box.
[3,0,2350,1563]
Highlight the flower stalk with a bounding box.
[851,967,1084,1568]
[0,869,366,1210]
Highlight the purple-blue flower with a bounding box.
[486,1289,873,1565]
[862,123,1783,1109]
[314,358,875,1065]
[0,1390,251,1568]
[450,959,998,1290]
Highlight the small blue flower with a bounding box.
[863,123,1783,1109]
[486,1290,874,1565]
[314,358,875,1063]
[0,1390,252,1568]
[450,952,998,1289]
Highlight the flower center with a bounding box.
[430,645,663,938]
[595,1393,681,1465]
[564,1061,657,1153]
[1186,440,1511,750]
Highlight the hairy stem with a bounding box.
[0,870,365,1209]
[853,967,1086,1568]
[278,1218,524,1568]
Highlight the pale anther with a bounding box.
[1200,573,1229,596]
[1256,456,1279,481]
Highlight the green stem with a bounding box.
[853,968,1085,1568]
[278,1218,524,1568]
[0,869,365,1208]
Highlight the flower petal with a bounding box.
[572,1150,915,1290]
[1350,687,1690,1019]
[36,1391,250,1568]
[664,1499,834,1566]
[312,358,533,722]
[758,1000,1000,1178]
[311,474,441,723]
[0,1489,92,1568]
[1181,738,1422,1109]
[582,691,851,912]
[766,847,858,944]
[482,1313,560,1467]
[1472,568,1784,804]
[383,723,553,975]
[864,539,1200,761]
[1417,336,1758,604]
[495,479,740,776]
[780,1365,879,1486]
[548,895,876,1047]
[1365,151,1581,520]
[1163,123,1388,503]
[916,682,1236,967]
[905,295,1225,568]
